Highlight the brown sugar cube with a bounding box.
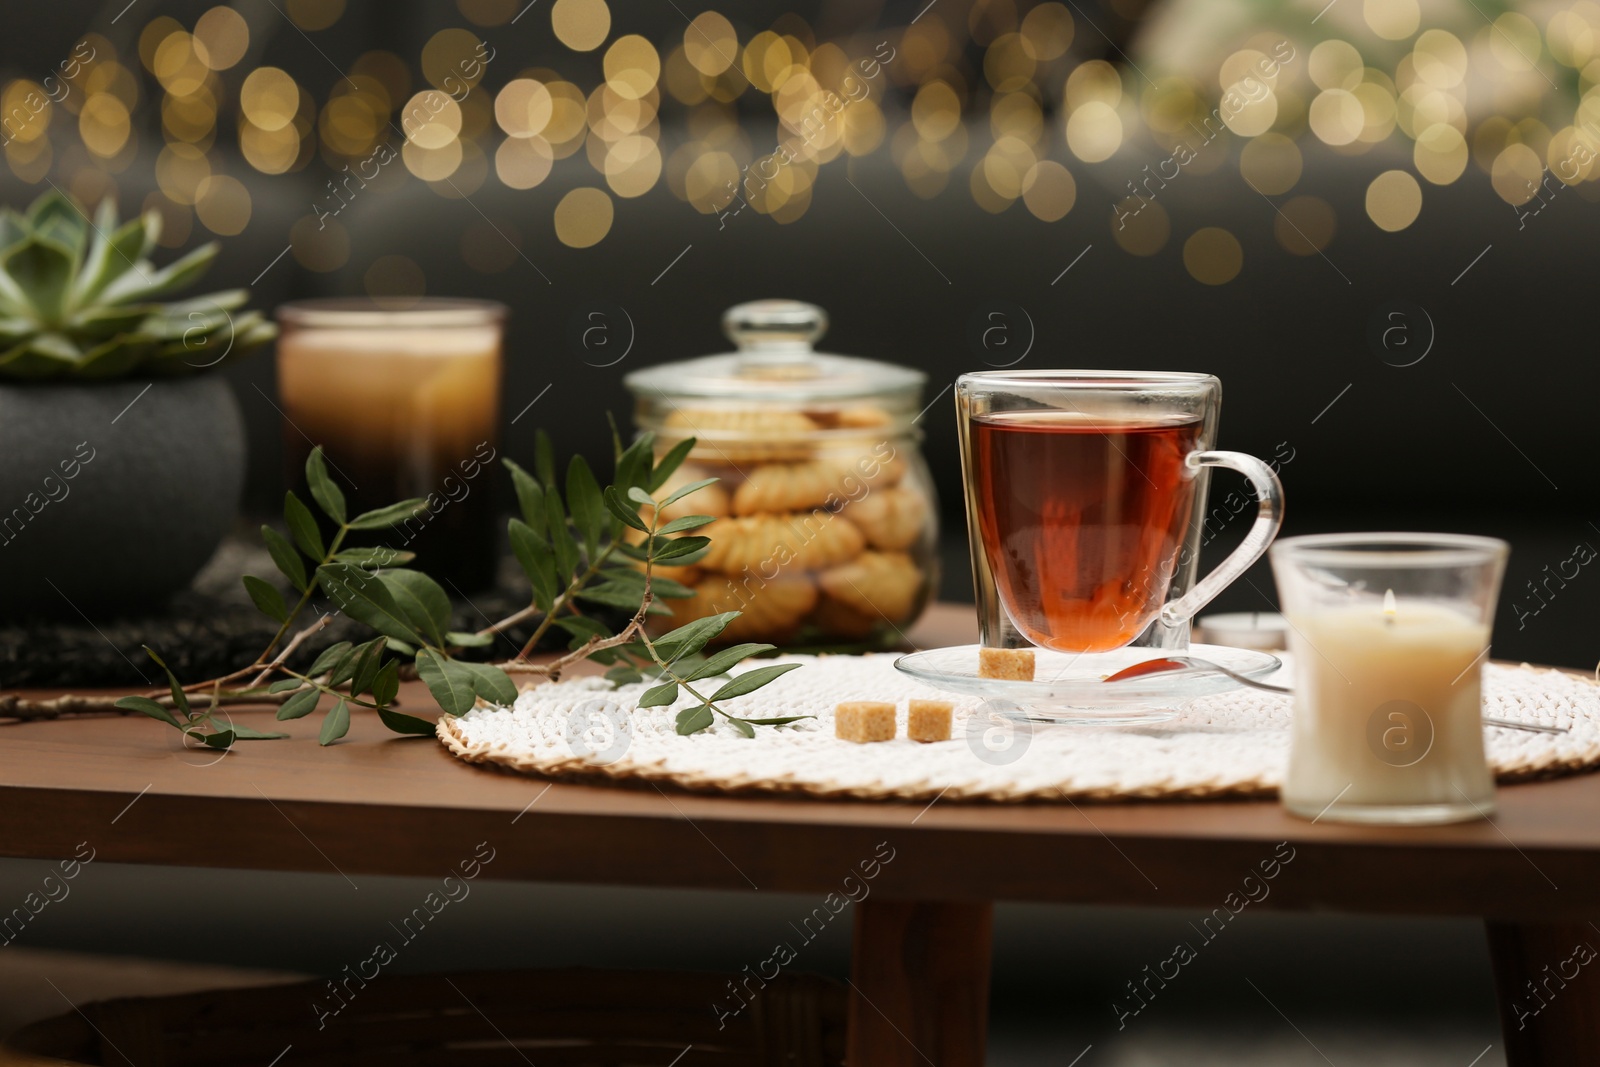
[978,647,1035,681]
[907,700,953,743]
[835,702,897,743]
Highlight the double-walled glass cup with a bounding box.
[955,371,1283,654]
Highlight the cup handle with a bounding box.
[1159,450,1284,629]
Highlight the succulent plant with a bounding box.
[0,190,275,380]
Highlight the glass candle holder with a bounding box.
[1270,533,1509,825]
[276,299,506,591]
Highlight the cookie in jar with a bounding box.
[624,300,938,649]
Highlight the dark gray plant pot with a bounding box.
[0,376,245,620]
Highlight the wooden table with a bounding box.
[1,603,1597,1065]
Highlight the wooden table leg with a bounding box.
[847,899,993,1066]
[1486,921,1600,1065]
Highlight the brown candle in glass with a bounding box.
[275,299,506,591]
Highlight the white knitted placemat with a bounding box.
[437,654,1600,802]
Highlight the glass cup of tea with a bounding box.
[955,370,1284,655]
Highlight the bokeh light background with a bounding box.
[10,0,1598,289]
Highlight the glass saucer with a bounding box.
[893,643,1284,726]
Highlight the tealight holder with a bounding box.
[1271,533,1509,825]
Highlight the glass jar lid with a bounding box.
[624,300,925,405]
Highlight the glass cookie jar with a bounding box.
[624,300,938,649]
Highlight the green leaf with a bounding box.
[115,696,182,729]
[100,241,218,306]
[415,648,478,716]
[709,662,803,701]
[316,563,424,645]
[378,707,438,735]
[75,214,147,306]
[659,477,720,510]
[267,678,304,694]
[385,636,416,656]
[603,485,649,532]
[276,689,320,720]
[644,575,696,600]
[459,661,518,706]
[637,682,679,707]
[574,582,650,611]
[648,437,697,491]
[653,536,711,563]
[728,717,755,738]
[28,192,87,259]
[351,639,385,695]
[730,715,814,726]
[319,699,351,745]
[555,616,613,651]
[306,446,347,524]
[142,645,191,718]
[228,724,289,740]
[332,546,416,568]
[348,498,428,530]
[627,486,656,508]
[566,454,604,559]
[262,526,308,592]
[283,491,324,560]
[657,514,717,535]
[201,730,237,749]
[370,660,401,706]
[682,643,777,681]
[325,645,360,687]
[545,487,580,580]
[534,429,556,489]
[242,575,288,623]
[308,641,353,677]
[504,459,548,535]
[447,630,493,648]
[606,663,643,686]
[377,569,450,648]
[508,519,557,613]
[4,237,74,326]
[653,612,739,663]
[675,705,714,735]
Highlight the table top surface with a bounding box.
[2,604,1596,920]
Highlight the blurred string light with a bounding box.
[11,1,1600,271]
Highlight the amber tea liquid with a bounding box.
[971,411,1203,652]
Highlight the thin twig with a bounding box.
[0,689,292,722]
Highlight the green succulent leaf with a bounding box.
[75,215,149,307]
[305,446,347,524]
[100,241,217,306]
[4,237,75,326]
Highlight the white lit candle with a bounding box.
[1282,592,1494,821]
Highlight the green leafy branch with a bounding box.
[100,425,805,748]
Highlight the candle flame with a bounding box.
[1383,588,1397,617]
